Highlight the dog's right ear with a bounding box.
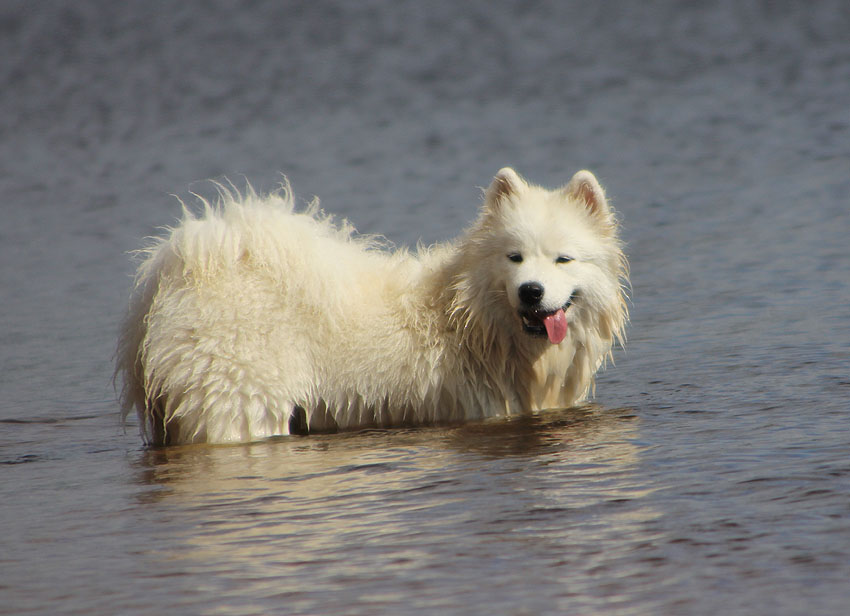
[484,167,525,209]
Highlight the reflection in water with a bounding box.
[130,407,662,614]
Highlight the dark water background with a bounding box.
[2,2,849,614]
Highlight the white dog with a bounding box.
[118,168,628,444]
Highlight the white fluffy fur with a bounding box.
[118,169,628,445]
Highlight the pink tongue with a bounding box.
[543,309,568,344]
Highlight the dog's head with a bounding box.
[470,167,626,346]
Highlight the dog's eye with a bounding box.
[507,253,523,263]
[555,255,573,264]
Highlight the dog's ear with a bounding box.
[564,170,610,219]
[484,167,525,208]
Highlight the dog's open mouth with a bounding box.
[519,297,575,345]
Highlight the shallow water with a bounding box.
[2,1,850,614]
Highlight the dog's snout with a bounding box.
[518,282,544,305]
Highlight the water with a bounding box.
[2,1,849,614]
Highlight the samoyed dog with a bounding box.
[117,168,628,445]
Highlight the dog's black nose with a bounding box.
[518,282,544,305]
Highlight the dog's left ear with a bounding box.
[564,170,611,219]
